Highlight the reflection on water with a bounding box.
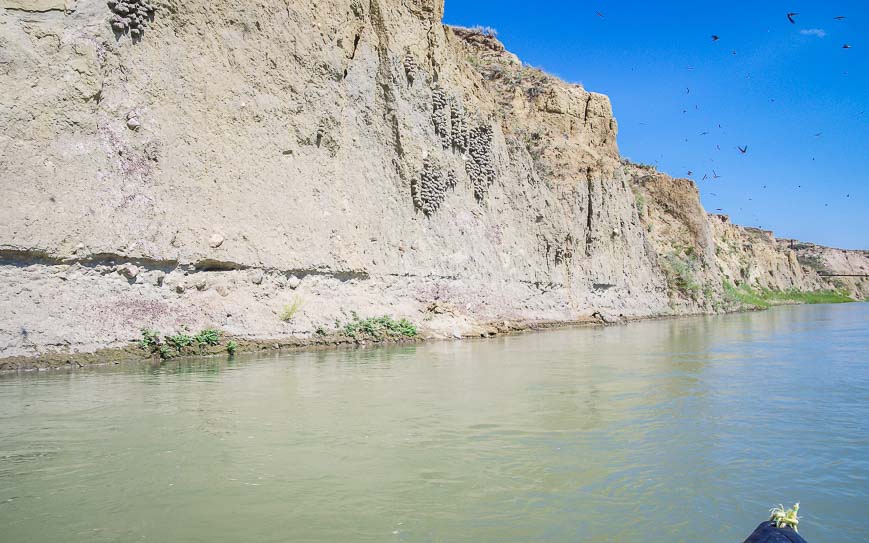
[0,304,867,542]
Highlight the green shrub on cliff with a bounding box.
[139,329,172,360]
[796,254,826,271]
[341,314,418,340]
[280,295,304,322]
[194,329,221,347]
[139,329,161,351]
[165,332,194,353]
[634,192,646,216]
[138,327,228,359]
[662,252,701,299]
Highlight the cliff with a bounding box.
[0,0,864,364]
[777,239,869,299]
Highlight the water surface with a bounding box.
[1,304,867,542]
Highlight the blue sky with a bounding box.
[444,1,868,249]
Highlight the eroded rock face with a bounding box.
[626,164,865,309]
[0,0,862,361]
[776,239,869,299]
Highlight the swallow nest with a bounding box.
[108,0,156,38]
[412,158,458,216]
[431,88,496,202]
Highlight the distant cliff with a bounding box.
[1,0,865,365]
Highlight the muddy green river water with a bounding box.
[1,304,867,542]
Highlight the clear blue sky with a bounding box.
[444,1,868,249]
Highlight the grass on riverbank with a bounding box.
[724,282,854,310]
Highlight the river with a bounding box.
[1,304,867,542]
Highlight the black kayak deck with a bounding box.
[742,521,808,543]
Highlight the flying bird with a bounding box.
[596,11,604,18]
[713,170,721,179]
[700,131,709,136]
[842,44,852,49]
[702,174,708,180]
[833,16,846,21]
[737,145,748,154]
[687,170,693,176]
[787,12,798,24]
[711,35,720,42]
[814,132,822,137]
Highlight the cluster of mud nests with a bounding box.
[108,0,156,38]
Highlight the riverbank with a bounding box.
[0,316,603,373]
[3,296,860,373]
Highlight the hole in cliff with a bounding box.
[86,88,102,104]
[195,259,244,272]
[350,34,361,59]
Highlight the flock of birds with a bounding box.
[598,10,859,228]
[717,13,852,49]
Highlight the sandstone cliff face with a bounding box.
[627,168,722,312]
[627,165,865,307]
[0,0,863,362]
[778,240,869,300]
[710,217,823,294]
